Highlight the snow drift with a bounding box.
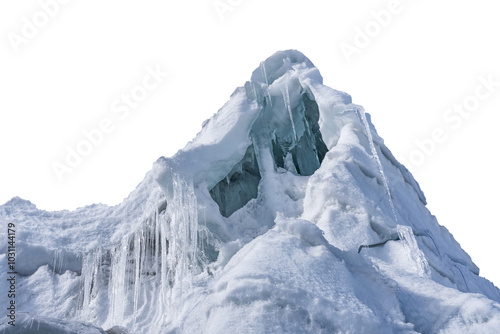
[2,50,500,333]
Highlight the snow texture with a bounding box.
[1,50,500,333]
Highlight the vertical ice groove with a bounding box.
[260,61,273,107]
[281,75,297,141]
[357,107,398,224]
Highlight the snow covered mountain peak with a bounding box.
[249,49,317,85]
[153,50,349,213]
[2,50,500,333]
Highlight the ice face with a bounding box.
[208,58,328,218]
[250,62,328,178]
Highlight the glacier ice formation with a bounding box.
[2,50,500,333]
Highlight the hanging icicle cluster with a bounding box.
[78,174,208,331]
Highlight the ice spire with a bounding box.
[281,75,297,141]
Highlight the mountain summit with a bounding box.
[2,50,500,333]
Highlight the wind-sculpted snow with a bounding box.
[2,50,500,333]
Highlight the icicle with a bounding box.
[260,61,273,107]
[154,210,159,278]
[200,210,206,261]
[190,188,198,272]
[81,253,92,310]
[281,76,297,141]
[51,249,61,278]
[249,82,258,101]
[81,248,102,312]
[357,107,398,224]
[397,226,430,277]
[160,211,169,308]
[132,232,141,327]
[158,173,200,307]
[284,152,298,174]
[76,174,203,330]
[109,233,129,325]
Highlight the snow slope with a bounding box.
[1,50,500,333]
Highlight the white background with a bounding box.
[1,0,499,287]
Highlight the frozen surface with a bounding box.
[1,50,500,333]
